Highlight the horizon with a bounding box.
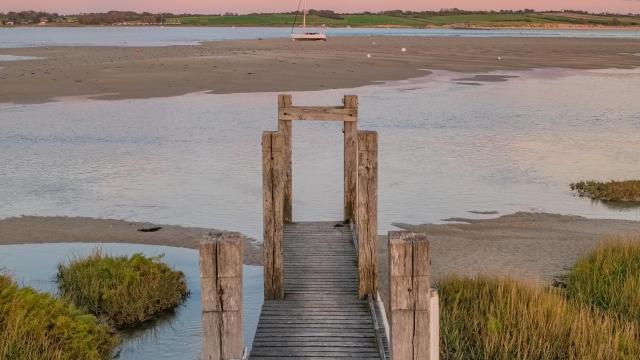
[1,1,639,16]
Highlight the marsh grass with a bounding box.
[57,250,189,329]
[566,236,640,324]
[571,180,640,202]
[0,275,117,360]
[439,276,640,360]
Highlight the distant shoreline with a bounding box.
[4,24,640,30]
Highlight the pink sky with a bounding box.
[1,0,639,15]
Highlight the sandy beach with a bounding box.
[3,212,640,282]
[0,216,263,265]
[1,36,640,104]
[372,212,640,307]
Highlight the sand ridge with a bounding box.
[1,36,640,104]
[0,216,263,265]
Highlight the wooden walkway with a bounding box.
[250,222,388,359]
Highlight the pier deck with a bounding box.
[250,222,388,359]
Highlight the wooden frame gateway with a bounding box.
[200,94,440,360]
[277,94,360,224]
[264,94,370,300]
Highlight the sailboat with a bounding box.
[291,0,327,41]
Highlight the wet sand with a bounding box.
[1,37,640,104]
[3,212,640,283]
[0,216,262,265]
[374,212,640,308]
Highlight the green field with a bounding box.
[170,12,640,28]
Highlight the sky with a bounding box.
[1,0,639,15]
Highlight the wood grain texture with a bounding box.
[388,231,432,360]
[262,131,285,300]
[343,95,359,223]
[200,233,244,360]
[250,222,388,360]
[357,130,378,299]
[278,106,357,122]
[278,94,293,224]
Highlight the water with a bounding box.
[0,243,263,359]
[1,68,639,238]
[1,26,640,48]
[0,55,44,61]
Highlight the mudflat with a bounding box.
[0,216,263,265]
[373,212,640,307]
[1,36,639,104]
[3,212,640,283]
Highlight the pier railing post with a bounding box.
[200,232,244,360]
[389,231,439,360]
[262,131,285,300]
[344,95,358,223]
[356,130,377,299]
[278,94,293,224]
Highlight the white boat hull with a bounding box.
[291,33,327,41]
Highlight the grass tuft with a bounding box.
[571,180,640,202]
[57,250,188,329]
[566,236,640,324]
[439,275,640,360]
[0,274,117,359]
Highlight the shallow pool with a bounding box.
[0,243,263,359]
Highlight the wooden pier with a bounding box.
[200,95,439,360]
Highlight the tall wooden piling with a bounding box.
[357,130,377,299]
[278,94,293,223]
[343,95,359,223]
[200,232,243,360]
[262,131,285,300]
[389,231,433,360]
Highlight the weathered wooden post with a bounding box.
[356,130,377,299]
[262,131,285,300]
[200,232,244,360]
[389,231,438,360]
[344,95,359,223]
[278,94,293,224]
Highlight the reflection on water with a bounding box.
[0,55,44,61]
[586,199,640,211]
[1,68,640,238]
[0,243,263,360]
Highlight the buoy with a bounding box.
[401,48,407,52]
[372,41,376,45]
[367,54,371,58]
[498,56,502,60]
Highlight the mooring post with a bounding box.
[200,232,244,360]
[356,130,377,299]
[344,95,358,223]
[262,131,285,300]
[389,231,438,360]
[278,94,293,224]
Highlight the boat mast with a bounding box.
[303,0,307,29]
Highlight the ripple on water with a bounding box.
[0,67,639,238]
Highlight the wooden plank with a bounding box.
[343,95,358,223]
[430,289,440,360]
[278,106,357,122]
[200,233,243,360]
[278,94,293,224]
[249,222,387,360]
[262,131,285,300]
[357,130,378,299]
[388,231,432,360]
